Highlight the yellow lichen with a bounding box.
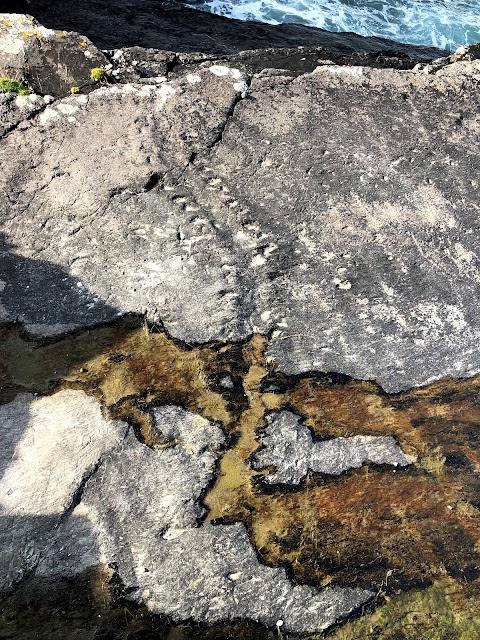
[90,67,111,82]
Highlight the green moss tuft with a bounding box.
[0,78,30,95]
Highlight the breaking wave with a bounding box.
[188,0,480,51]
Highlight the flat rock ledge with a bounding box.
[253,410,413,485]
[1,15,480,390]
[0,394,371,633]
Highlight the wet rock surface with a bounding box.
[79,414,370,632]
[0,319,479,637]
[0,6,479,639]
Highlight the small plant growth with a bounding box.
[90,67,112,82]
[0,78,30,95]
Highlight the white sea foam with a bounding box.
[188,0,480,51]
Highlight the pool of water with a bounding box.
[187,0,480,51]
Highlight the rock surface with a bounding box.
[73,407,372,632]
[253,410,412,484]
[1,46,480,389]
[0,390,127,591]
[0,13,107,96]
[0,91,47,136]
[1,8,480,638]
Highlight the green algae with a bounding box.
[328,577,480,640]
[0,78,30,95]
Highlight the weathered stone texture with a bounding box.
[0,13,108,96]
[2,56,480,389]
[0,91,47,136]
[0,70,253,339]
[253,410,413,484]
[75,406,372,632]
[0,390,127,591]
[1,13,480,635]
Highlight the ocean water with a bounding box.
[187,0,480,51]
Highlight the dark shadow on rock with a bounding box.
[0,231,125,581]
[28,0,446,60]
[0,233,119,332]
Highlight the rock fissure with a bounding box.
[203,77,252,157]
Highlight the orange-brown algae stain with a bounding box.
[286,374,480,540]
[248,469,480,591]
[1,317,480,602]
[0,317,242,445]
[287,375,480,471]
[204,334,283,521]
[205,367,480,594]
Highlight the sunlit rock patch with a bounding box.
[0,389,127,593]
[252,409,412,484]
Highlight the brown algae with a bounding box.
[0,317,479,636]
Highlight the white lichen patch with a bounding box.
[186,74,202,84]
[317,65,364,77]
[0,13,56,54]
[56,102,79,116]
[209,65,231,77]
[333,277,352,290]
[92,82,176,111]
[14,94,38,108]
[39,107,60,124]
[251,254,267,267]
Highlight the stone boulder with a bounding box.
[0,13,107,96]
